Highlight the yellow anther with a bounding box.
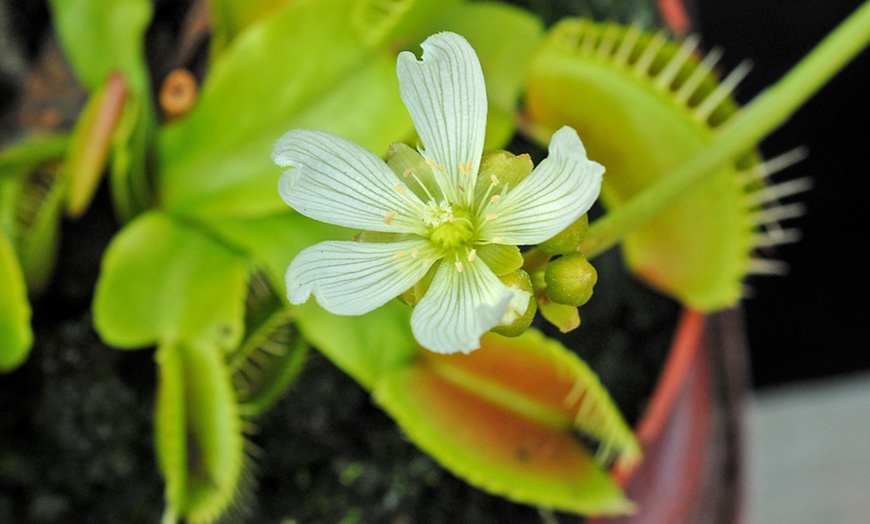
[383,210,398,226]
[459,160,473,174]
[490,194,501,203]
[411,248,419,258]
[393,184,405,194]
[426,158,436,167]
[423,258,433,268]
[455,261,463,272]
[402,167,416,177]
[485,213,497,221]
[394,251,406,259]
[491,236,502,244]
[458,185,466,193]
[436,164,446,172]
[490,174,500,185]
[467,249,477,262]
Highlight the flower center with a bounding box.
[429,214,474,249]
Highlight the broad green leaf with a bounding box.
[93,211,249,350]
[0,135,69,292]
[209,212,352,286]
[422,1,544,149]
[155,339,246,524]
[209,0,295,57]
[525,20,759,310]
[0,230,32,372]
[374,329,639,515]
[157,0,422,219]
[294,300,418,390]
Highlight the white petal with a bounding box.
[410,257,513,354]
[479,126,604,245]
[274,129,426,234]
[397,32,487,206]
[285,239,438,315]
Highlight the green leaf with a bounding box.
[155,339,246,524]
[64,73,128,218]
[49,0,155,220]
[295,300,418,390]
[0,230,32,372]
[374,329,638,515]
[158,0,422,219]
[93,211,250,350]
[48,0,151,92]
[108,89,155,221]
[208,212,352,285]
[209,0,295,57]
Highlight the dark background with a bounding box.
[697,0,870,388]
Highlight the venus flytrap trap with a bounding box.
[525,3,870,307]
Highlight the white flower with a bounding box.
[273,32,604,353]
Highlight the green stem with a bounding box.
[580,0,870,259]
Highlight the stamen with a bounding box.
[458,185,466,193]
[411,248,419,258]
[410,172,436,201]
[402,167,416,178]
[491,236,502,244]
[423,258,433,268]
[393,184,405,194]
[383,210,398,226]
[394,251,406,259]
[437,164,446,172]
[426,158,436,167]
[455,261,463,272]
[459,161,473,175]
[490,194,500,203]
[485,213,497,221]
[467,249,477,262]
[490,174,500,185]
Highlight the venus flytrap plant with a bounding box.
[276,32,604,353]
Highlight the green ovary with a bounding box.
[429,218,475,250]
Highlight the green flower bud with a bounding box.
[537,214,589,256]
[539,301,580,333]
[544,252,597,306]
[491,270,536,337]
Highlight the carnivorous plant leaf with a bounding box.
[0,230,31,372]
[93,211,249,350]
[155,339,246,524]
[374,329,639,515]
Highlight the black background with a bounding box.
[697,0,870,388]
